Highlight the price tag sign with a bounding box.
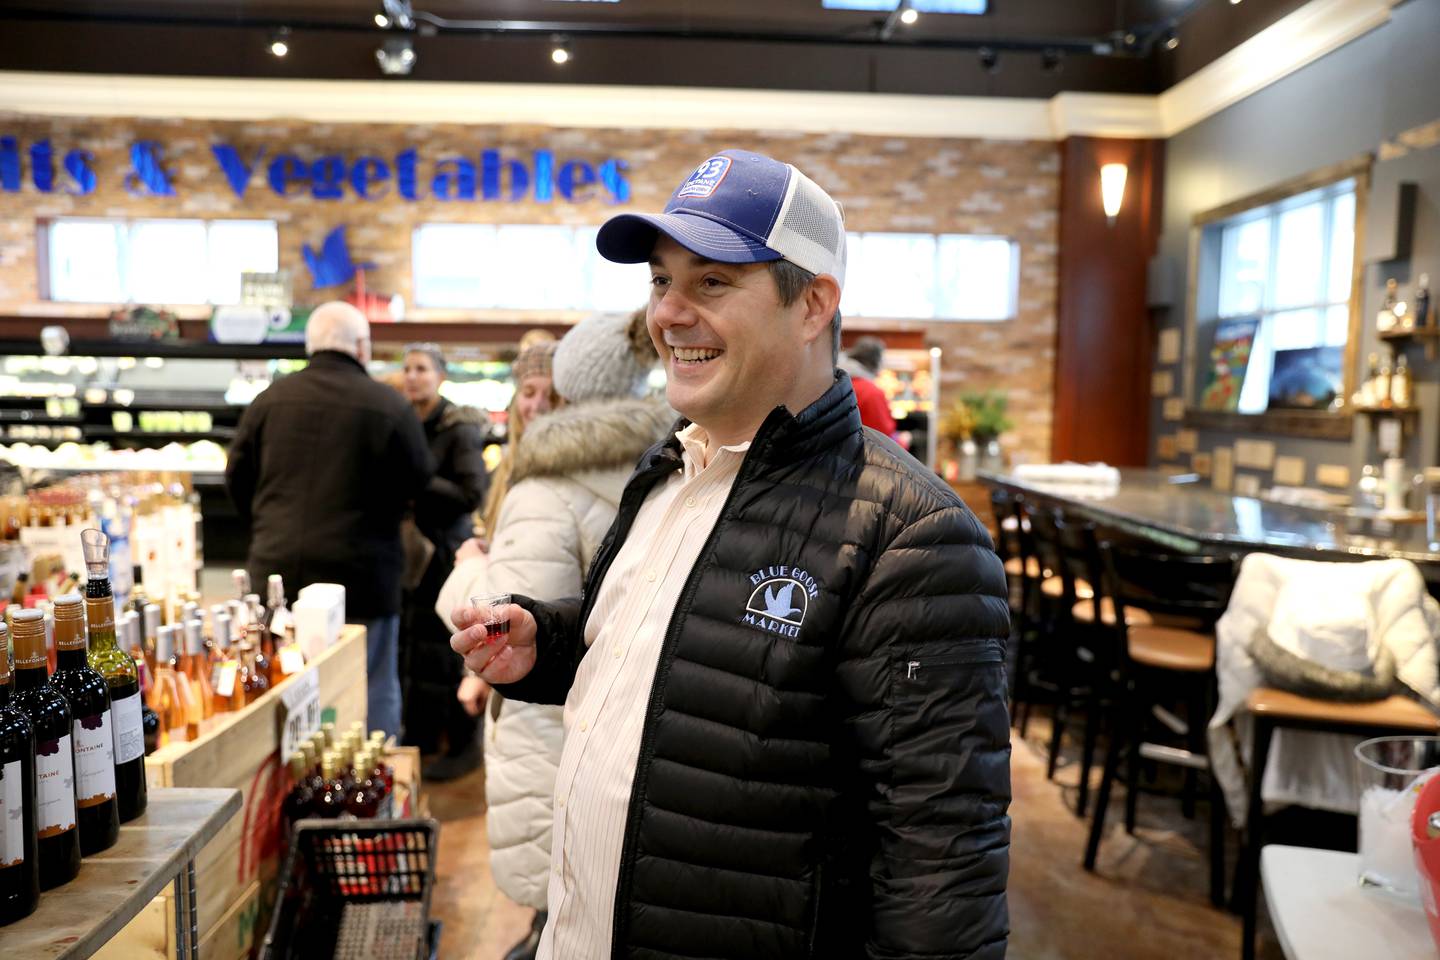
[278,668,320,762]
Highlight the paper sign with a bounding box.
[1192,452,1213,477]
[1235,474,1261,497]
[1316,464,1351,488]
[279,667,321,762]
[1152,371,1175,397]
[1163,397,1185,421]
[1176,429,1198,454]
[213,662,237,699]
[1273,456,1306,487]
[1158,328,1181,365]
[278,644,305,676]
[1234,439,1276,470]
[1213,447,1234,492]
[1157,434,1178,460]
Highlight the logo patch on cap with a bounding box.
[675,156,732,200]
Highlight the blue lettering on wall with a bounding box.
[599,159,631,204]
[432,158,476,202]
[557,160,596,202]
[311,156,346,200]
[29,141,54,193]
[211,144,266,198]
[0,137,19,192]
[350,156,391,200]
[125,141,175,196]
[64,150,96,195]
[267,155,309,197]
[3,135,632,204]
[396,149,420,201]
[533,149,555,203]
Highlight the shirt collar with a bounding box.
[676,422,751,478]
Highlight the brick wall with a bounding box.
[0,115,1059,460]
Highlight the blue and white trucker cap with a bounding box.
[596,149,847,289]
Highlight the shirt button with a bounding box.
[557,796,566,808]
[580,720,589,732]
[645,570,656,582]
[613,645,622,658]
[554,866,562,877]
[684,496,696,508]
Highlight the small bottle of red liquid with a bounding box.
[345,748,382,819]
[281,751,315,832]
[315,752,347,819]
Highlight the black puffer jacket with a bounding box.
[502,373,1011,959]
[226,351,433,619]
[414,396,489,558]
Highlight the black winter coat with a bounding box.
[414,397,489,558]
[226,351,434,619]
[502,373,1011,959]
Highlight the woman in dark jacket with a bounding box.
[399,342,491,778]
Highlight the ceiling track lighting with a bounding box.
[977,46,999,74]
[378,0,415,30]
[899,7,919,26]
[1164,27,1179,51]
[1041,47,1063,74]
[268,27,290,57]
[551,37,572,64]
[376,35,417,75]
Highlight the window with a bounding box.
[46,218,279,305]
[412,222,1017,321]
[1196,178,1357,415]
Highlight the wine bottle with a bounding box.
[9,609,80,890]
[50,594,119,854]
[181,619,214,724]
[0,623,40,925]
[210,613,239,715]
[81,530,148,822]
[149,626,188,746]
[345,747,381,819]
[316,752,346,819]
[281,751,315,836]
[238,637,268,706]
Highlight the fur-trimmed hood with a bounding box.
[511,396,675,486]
[434,397,488,433]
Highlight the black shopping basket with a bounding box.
[259,818,442,960]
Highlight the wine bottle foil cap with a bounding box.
[53,593,84,618]
[10,608,43,624]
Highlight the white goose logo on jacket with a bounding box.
[742,565,821,638]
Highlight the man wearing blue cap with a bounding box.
[452,149,1011,960]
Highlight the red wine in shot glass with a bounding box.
[471,595,511,643]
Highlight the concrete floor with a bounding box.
[427,714,1283,959]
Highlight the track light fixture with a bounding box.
[899,8,919,25]
[376,36,417,75]
[977,46,998,74]
[1041,47,1063,74]
[378,0,415,30]
[1164,28,1179,50]
[551,38,572,64]
[268,27,290,57]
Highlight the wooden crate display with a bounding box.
[93,624,368,960]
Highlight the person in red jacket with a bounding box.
[842,335,898,438]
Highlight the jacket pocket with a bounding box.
[900,640,1004,681]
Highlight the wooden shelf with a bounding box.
[1353,405,1419,416]
[4,788,241,960]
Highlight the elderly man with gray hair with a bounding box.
[226,300,434,738]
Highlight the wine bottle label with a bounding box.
[111,691,145,765]
[0,759,23,867]
[214,661,238,698]
[73,711,117,807]
[35,735,77,839]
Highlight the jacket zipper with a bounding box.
[608,436,764,958]
[905,646,1004,679]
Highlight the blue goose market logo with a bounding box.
[741,565,821,638]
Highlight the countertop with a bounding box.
[981,468,1440,564]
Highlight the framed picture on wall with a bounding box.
[1267,346,1344,410]
[1199,317,1259,411]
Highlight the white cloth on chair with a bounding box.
[1209,553,1440,826]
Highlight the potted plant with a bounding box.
[940,391,1013,480]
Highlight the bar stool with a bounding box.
[1237,688,1440,960]
[1082,542,1235,908]
[1009,495,1051,738]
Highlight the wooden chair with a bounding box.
[1083,542,1236,908]
[1237,687,1440,960]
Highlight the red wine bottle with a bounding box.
[0,623,40,924]
[50,594,119,856]
[9,610,80,890]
